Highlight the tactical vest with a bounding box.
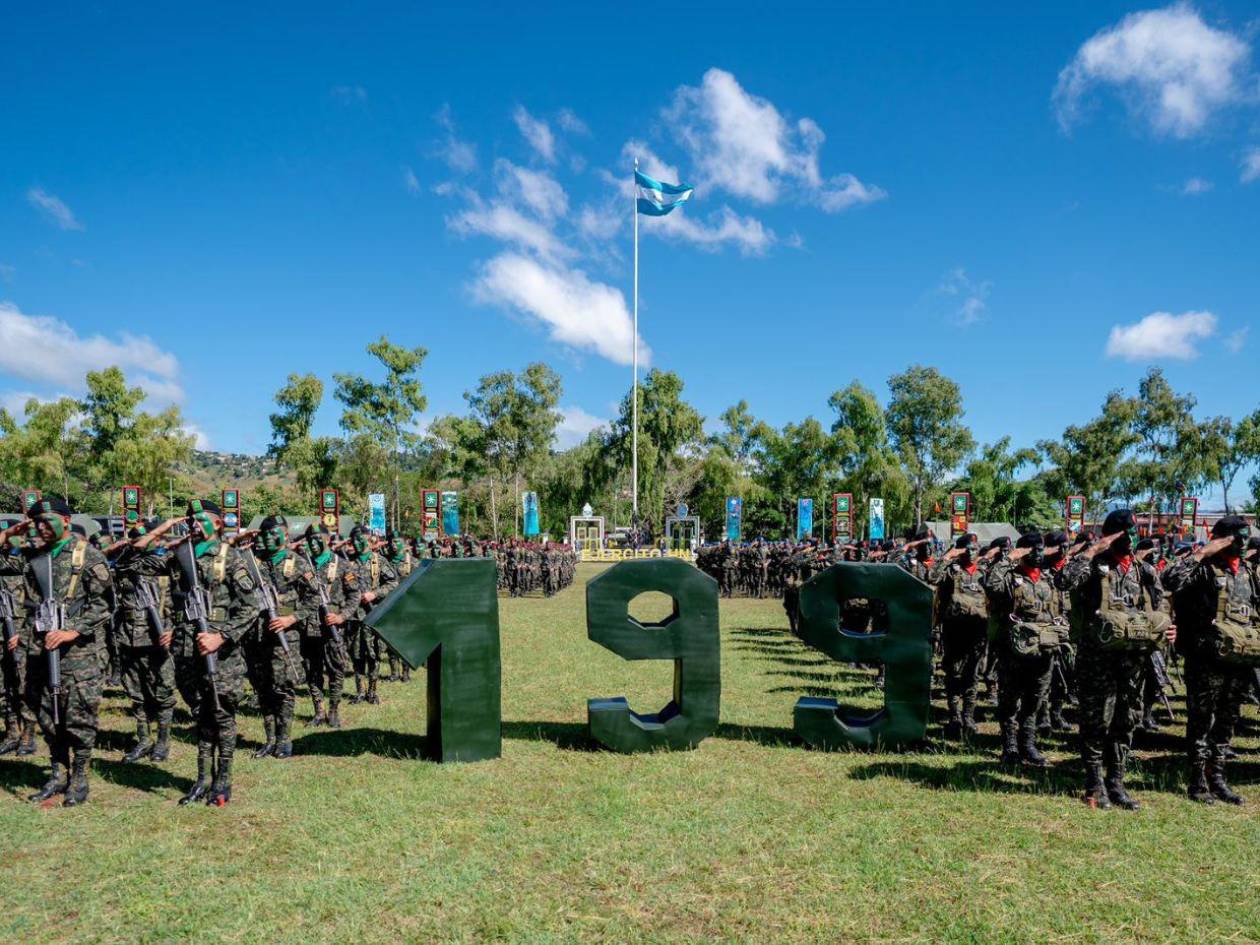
[946,566,987,620]
[1007,572,1067,658]
[1084,565,1168,653]
[1205,567,1260,666]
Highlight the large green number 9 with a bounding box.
[366,558,501,762]
[793,562,932,749]
[586,558,720,752]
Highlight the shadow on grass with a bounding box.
[293,726,429,759]
[499,719,800,750]
[94,757,191,794]
[0,758,47,795]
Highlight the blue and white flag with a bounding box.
[636,169,693,216]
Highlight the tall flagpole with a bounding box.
[632,157,639,521]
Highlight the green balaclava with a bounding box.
[31,499,73,556]
[351,526,371,560]
[187,499,221,557]
[259,515,289,564]
[305,525,332,567]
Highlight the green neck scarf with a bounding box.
[315,549,332,568]
[195,537,220,559]
[49,535,74,559]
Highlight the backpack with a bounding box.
[1084,566,1168,653]
[1205,569,1260,666]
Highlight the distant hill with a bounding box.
[177,449,293,493]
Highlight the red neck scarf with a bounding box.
[1221,555,1241,576]
[1020,564,1041,583]
[1112,554,1133,575]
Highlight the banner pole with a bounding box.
[632,158,639,521]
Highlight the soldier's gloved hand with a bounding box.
[268,615,298,632]
[197,632,224,655]
[45,629,80,649]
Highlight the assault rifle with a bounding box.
[30,553,75,726]
[1149,649,1176,724]
[135,579,167,648]
[300,549,346,659]
[173,539,221,712]
[240,550,309,709]
[0,584,18,660]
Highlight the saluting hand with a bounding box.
[1195,536,1235,561]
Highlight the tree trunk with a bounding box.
[489,477,499,541]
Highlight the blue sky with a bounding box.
[1,3,1257,486]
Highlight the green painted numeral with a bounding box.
[793,563,933,749]
[586,558,720,752]
[366,558,501,762]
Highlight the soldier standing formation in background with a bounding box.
[298,524,349,728]
[929,534,989,740]
[0,521,36,757]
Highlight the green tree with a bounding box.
[1126,368,1200,527]
[752,418,844,538]
[334,336,428,530]
[1039,390,1137,519]
[828,381,910,536]
[885,366,975,526]
[111,406,196,517]
[269,373,339,497]
[0,397,84,503]
[1196,412,1260,513]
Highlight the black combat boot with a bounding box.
[1139,709,1158,732]
[1082,764,1111,810]
[253,714,276,758]
[123,718,154,763]
[1187,762,1214,804]
[273,715,293,759]
[1019,721,1048,767]
[0,712,19,755]
[207,735,233,807]
[366,677,380,705]
[62,750,91,807]
[30,751,69,803]
[1207,762,1244,805]
[1103,744,1139,810]
[400,664,411,683]
[943,696,962,739]
[999,725,1021,766]
[327,701,342,729]
[180,741,213,805]
[17,719,36,755]
[1036,703,1052,737]
[306,694,326,727]
[350,675,366,705]
[150,716,172,762]
[1050,705,1071,732]
[960,694,979,741]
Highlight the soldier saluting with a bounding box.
[1161,515,1257,805]
[22,498,114,807]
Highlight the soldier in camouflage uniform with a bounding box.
[1063,509,1170,810]
[929,533,988,739]
[114,519,177,763]
[141,500,255,805]
[250,515,318,758]
[1039,531,1076,734]
[22,499,114,806]
[1162,515,1254,804]
[344,525,398,705]
[983,533,1064,767]
[0,524,36,756]
[297,524,350,727]
[383,532,413,682]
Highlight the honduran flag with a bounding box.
[635,169,694,216]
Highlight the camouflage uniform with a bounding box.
[385,549,413,682]
[300,549,349,724]
[928,555,989,736]
[1063,539,1164,809]
[344,546,399,704]
[255,549,318,755]
[23,536,114,804]
[113,545,176,762]
[1162,546,1255,804]
[0,544,35,755]
[984,553,1064,766]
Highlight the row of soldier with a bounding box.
[776,511,1258,809]
[0,498,572,809]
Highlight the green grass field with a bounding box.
[3,562,1260,945]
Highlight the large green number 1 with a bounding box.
[366,558,501,762]
[586,558,720,752]
[793,562,933,749]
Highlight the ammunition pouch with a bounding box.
[947,586,987,620]
[1008,620,1065,658]
[1086,609,1168,653]
[1207,599,1260,665]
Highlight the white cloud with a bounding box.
[576,204,621,241]
[495,160,568,220]
[1225,326,1249,353]
[937,268,992,326]
[433,105,477,174]
[448,199,572,260]
[1105,309,1217,360]
[1054,4,1253,138]
[660,68,885,211]
[1242,147,1260,183]
[1180,176,1213,195]
[513,106,556,163]
[402,166,421,195]
[556,108,589,136]
[27,187,84,231]
[0,390,49,417]
[0,301,182,400]
[472,252,648,367]
[330,84,367,105]
[555,405,607,449]
[182,423,211,450]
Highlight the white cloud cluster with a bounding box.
[0,301,183,403]
[555,404,607,448]
[1180,176,1213,195]
[433,105,478,174]
[27,187,83,231]
[1105,309,1217,360]
[513,106,556,163]
[1054,4,1253,138]
[1242,148,1260,183]
[661,68,886,212]
[938,268,992,326]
